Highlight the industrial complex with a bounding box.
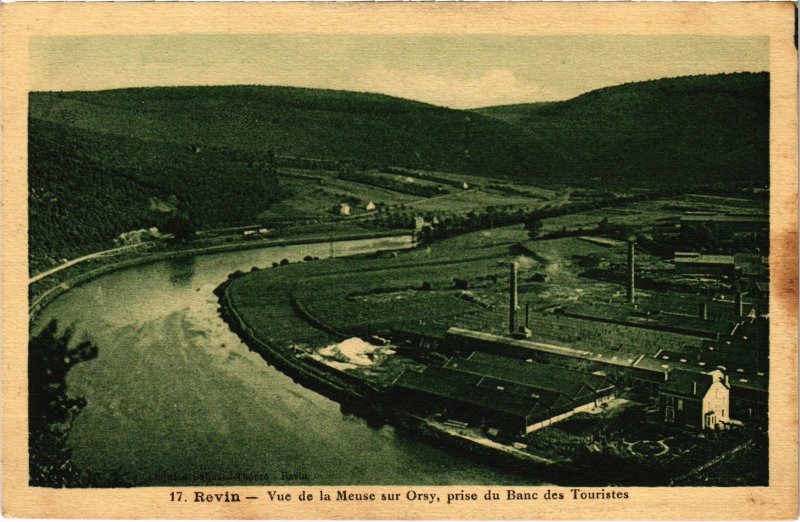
[217,184,770,485]
[388,244,763,438]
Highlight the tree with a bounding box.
[524,215,543,240]
[29,320,98,487]
[162,212,196,242]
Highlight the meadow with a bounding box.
[227,220,721,367]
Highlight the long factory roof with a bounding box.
[392,365,558,420]
[449,352,614,399]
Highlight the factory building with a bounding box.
[673,252,736,276]
[447,352,615,405]
[444,327,764,425]
[679,213,768,234]
[445,327,593,363]
[390,353,615,436]
[659,369,730,430]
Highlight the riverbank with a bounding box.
[29,229,413,322]
[215,271,560,480]
[215,274,382,407]
[213,237,761,486]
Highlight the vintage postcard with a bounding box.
[2,2,797,519]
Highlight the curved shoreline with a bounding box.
[29,230,412,322]
[213,260,749,486]
[32,227,739,486]
[213,272,559,482]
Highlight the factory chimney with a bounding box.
[509,262,519,333]
[734,291,745,317]
[698,301,708,321]
[627,236,637,304]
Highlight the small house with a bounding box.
[116,228,159,246]
[339,203,351,216]
[660,369,730,430]
[365,201,376,211]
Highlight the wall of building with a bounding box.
[389,386,527,434]
[702,380,731,425]
[660,393,702,428]
[524,397,614,434]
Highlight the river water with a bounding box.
[33,236,537,486]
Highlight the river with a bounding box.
[33,236,537,486]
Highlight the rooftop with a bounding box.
[451,352,614,399]
[674,253,735,266]
[446,327,592,359]
[392,366,551,420]
[661,368,727,397]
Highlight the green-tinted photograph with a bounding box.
[28,33,769,488]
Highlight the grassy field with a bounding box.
[259,166,565,225]
[227,230,718,363]
[223,192,768,483]
[227,185,768,375]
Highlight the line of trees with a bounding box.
[29,321,127,487]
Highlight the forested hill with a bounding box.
[473,72,769,186]
[29,73,768,271]
[31,73,769,190]
[30,86,534,182]
[28,117,288,272]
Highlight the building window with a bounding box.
[677,399,684,411]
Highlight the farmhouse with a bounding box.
[659,369,730,430]
[413,216,428,230]
[115,227,160,246]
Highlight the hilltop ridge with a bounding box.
[31,72,769,188]
[473,72,769,186]
[29,72,769,268]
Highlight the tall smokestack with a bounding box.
[699,301,708,320]
[627,236,636,304]
[509,262,518,333]
[735,291,744,317]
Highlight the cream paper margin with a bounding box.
[1,3,797,519]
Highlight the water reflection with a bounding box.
[34,236,538,486]
[167,255,197,287]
